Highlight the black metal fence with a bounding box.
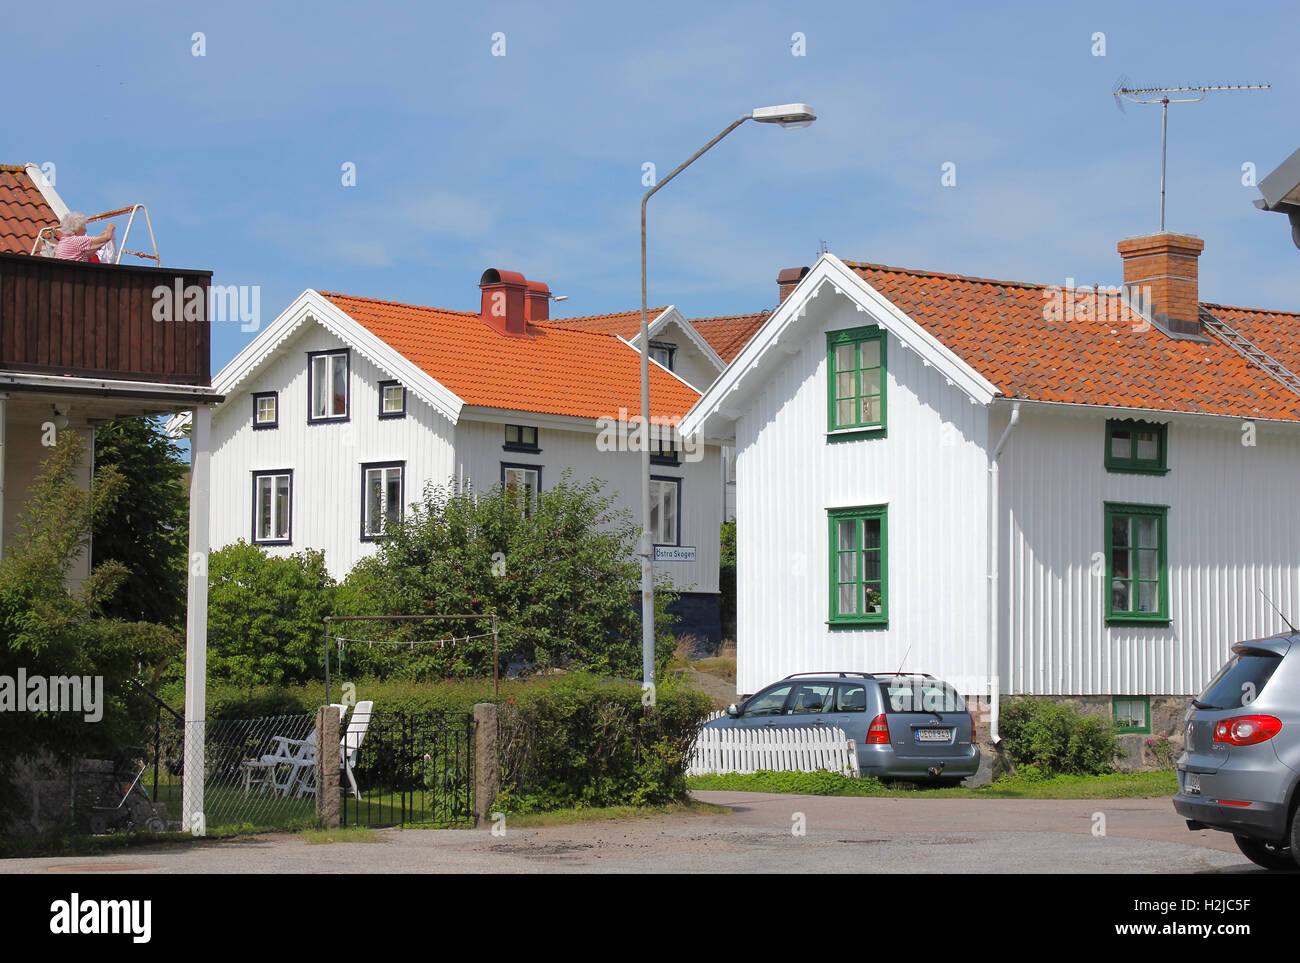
[341,710,474,828]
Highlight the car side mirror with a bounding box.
[726,703,740,717]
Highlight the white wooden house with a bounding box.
[201,270,726,641]
[681,234,1300,744]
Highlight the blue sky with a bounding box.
[7,0,1299,370]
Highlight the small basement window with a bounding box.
[1113,696,1151,734]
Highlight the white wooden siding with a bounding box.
[735,294,991,696]
[654,318,718,392]
[999,404,1300,697]
[208,324,455,577]
[453,417,721,594]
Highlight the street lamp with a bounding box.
[638,103,817,690]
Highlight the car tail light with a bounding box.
[968,712,978,745]
[1212,715,1282,746]
[866,713,890,745]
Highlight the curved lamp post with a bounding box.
[639,104,817,689]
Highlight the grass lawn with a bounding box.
[687,769,1178,800]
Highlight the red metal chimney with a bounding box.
[778,266,810,303]
[524,279,551,323]
[479,268,530,337]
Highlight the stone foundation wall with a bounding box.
[970,694,1191,772]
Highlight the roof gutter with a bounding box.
[986,400,1020,745]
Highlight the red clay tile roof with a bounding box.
[321,293,701,421]
[0,164,58,256]
[541,309,665,340]
[691,312,770,364]
[845,260,1300,422]
[1204,302,1300,383]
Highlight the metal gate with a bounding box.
[341,710,474,827]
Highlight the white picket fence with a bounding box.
[688,720,861,778]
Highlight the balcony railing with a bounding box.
[0,252,211,386]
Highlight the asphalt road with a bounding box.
[0,792,1280,874]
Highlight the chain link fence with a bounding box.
[77,712,318,835]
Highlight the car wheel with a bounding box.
[1291,807,1300,870]
[1234,834,1294,871]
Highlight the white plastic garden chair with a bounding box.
[283,701,374,800]
[240,704,348,797]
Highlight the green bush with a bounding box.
[206,541,335,689]
[999,698,1118,776]
[493,672,714,812]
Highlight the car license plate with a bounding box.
[916,728,952,742]
[1184,772,1201,794]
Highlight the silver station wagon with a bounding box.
[1174,634,1300,870]
[707,671,980,783]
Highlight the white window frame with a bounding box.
[502,463,541,515]
[379,381,406,419]
[362,462,404,539]
[253,470,292,544]
[649,476,680,545]
[308,350,349,422]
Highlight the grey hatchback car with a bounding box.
[1173,634,1300,870]
[706,671,980,783]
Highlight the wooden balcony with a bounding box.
[0,252,211,386]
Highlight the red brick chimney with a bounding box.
[479,268,530,337]
[777,266,810,303]
[1117,233,1205,336]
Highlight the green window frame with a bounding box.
[1105,502,1170,625]
[826,326,886,438]
[828,505,888,626]
[1113,696,1151,734]
[1105,419,1168,474]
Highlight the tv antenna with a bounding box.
[1112,78,1270,231]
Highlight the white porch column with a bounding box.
[182,406,211,834]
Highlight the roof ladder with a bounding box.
[1198,307,1300,399]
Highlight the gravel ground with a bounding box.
[1,792,1275,874]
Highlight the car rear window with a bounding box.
[1196,650,1283,710]
[879,680,965,714]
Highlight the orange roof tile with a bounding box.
[845,260,1300,422]
[321,293,701,422]
[541,308,665,340]
[691,312,770,364]
[0,164,58,256]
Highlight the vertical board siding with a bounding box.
[209,325,456,578]
[454,417,721,594]
[1001,407,1300,697]
[735,294,991,697]
[0,253,209,383]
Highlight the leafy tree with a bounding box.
[92,417,189,627]
[335,474,677,681]
[206,541,336,690]
[0,431,178,807]
[719,520,736,639]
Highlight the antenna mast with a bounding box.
[1112,80,1270,231]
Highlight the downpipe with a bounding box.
[986,401,1020,746]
